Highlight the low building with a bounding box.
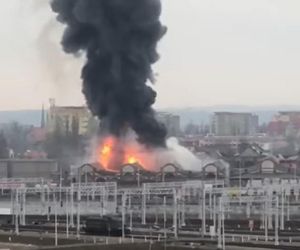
[0,159,58,180]
[231,154,300,186]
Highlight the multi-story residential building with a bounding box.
[46,100,92,136]
[211,112,258,136]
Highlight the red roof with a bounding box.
[27,127,47,143]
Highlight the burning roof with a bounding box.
[97,135,161,172]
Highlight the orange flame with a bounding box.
[101,145,111,155]
[98,136,116,169]
[126,155,139,165]
[97,136,160,172]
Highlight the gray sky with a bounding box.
[0,0,300,110]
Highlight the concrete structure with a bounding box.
[211,112,258,136]
[157,112,181,137]
[47,100,92,136]
[0,159,58,180]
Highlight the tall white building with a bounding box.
[46,100,92,136]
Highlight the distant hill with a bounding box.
[0,110,41,126]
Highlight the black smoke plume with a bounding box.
[51,0,167,147]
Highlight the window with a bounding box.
[261,160,275,174]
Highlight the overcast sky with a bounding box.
[0,0,300,110]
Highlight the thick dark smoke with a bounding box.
[51,0,167,147]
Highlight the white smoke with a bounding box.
[166,137,202,172]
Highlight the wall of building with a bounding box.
[0,160,58,180]
[47,104,92,136]
[212,112,258,136]
[268,111,300,136]
[0,161,7,178]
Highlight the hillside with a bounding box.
[0,110,41,126]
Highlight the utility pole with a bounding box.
[137,169,140,187]
[202,186,206,237]
[209,190,212,220]
[129,194,133,230]
[41,186,45,216]
[66,189,69,238]
[122,193,126,238]
[222,199,225,250]
[142,187,146,225]
[275,196,279,246]
[213,194,216,232]
[287,195,290,221]
[100,189,103,217]
[181,188,186,227]
[54,192,58,246]
[15,189,19,235]
[217,198,222,249]
[70,184,74,227]
[76,185,81,239]
[10,190,14,225]
[163,196,167,239]
[268,198,273,230]
[264,201,268,242]
[59,168,62,205]
[239,160,242,204]
[47,188,50,221]
[173,188,178,239]
[280,190,284,230]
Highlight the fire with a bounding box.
[101,145,111,155]
[126,156,139,165]
[98,136,116,169]
[97,135,164,172]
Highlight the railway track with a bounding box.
[2,224,300,250]
[2,223,300,239]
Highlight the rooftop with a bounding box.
[51,106,87,110]
[279,111,300,115]
[214,112,255,116]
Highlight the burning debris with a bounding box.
[51,0,167,160]
[97,135,158,171]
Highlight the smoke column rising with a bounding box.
[51,0,167,147]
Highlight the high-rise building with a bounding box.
[46,100,92,136]
[212,112,258,136]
